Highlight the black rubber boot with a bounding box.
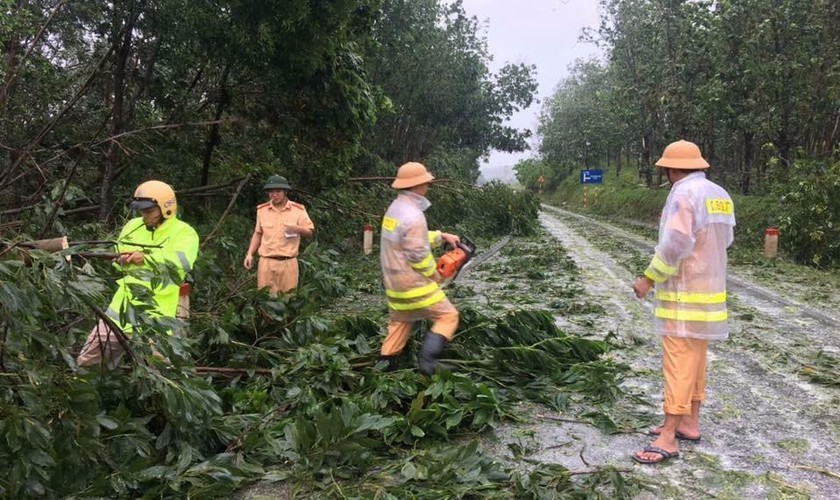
[418,332,448,375]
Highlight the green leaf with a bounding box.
[401,461,417,480]
[97,415,120,431]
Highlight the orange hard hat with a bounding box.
[655,140,710,170]
[391,162,435,189]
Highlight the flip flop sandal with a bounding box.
[632,446,680,464]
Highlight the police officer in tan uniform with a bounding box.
[243,175,314,294]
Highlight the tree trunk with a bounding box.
[642,134,652,187]
[0,1,29,208]
[98,14,137,221]
[615,145,621,176]
[200,65,231,189]
[741,131,753,194]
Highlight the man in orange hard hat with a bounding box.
[632,140,736,464]
[379,162,462,375]
[77,180,200,369]
[243,174,314,294]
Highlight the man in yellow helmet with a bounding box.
[77,180,200,369]
[243,174,315,294]
[632,140,736,464]
[379,162,461,375]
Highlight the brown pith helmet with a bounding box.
[655,140,710,170]
[391,162,435,189]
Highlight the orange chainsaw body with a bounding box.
[436,236,476,280]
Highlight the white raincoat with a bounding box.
[380,191,451,320]
[644,172,736,340]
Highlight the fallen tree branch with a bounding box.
[0,203,100,217]
[89,304,136,366]
[38,118,110,238]
[201,173,251,249]
[534,413,591,425]
[569,467,633,476]
[579,445,590,467]
[348,176,478,188]
[194,366,274,376]
[225,403,290,453]
[294,188,381,219]
[172,175,249,196]
[0,43,115,189]
[793,465,840,481]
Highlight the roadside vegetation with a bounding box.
[3,0,840,497]
[533,167,840,289]
[517,0,840,271]
[1,182,656,498]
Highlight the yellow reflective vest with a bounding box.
[380,191,445,313]
[108,216,199,333]
[644,172,736,340]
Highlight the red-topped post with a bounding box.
[764,227,779,258]
[363,224,374,255]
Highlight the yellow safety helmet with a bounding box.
[655,140,710,170]
[391,162,435,189]
[131,180,177,219]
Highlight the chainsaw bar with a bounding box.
[451,235,509,282]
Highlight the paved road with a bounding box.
[520,206,840,498]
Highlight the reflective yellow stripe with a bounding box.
[656,291,727,304]
[655,308,728,322]
[644,268,667,283]
[409,253,435,275]
[651,256,677,276]
[386,282,440,299]
[388,291,446,311]
[428,230,442,248]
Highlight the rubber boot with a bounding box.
[418,332,448,375]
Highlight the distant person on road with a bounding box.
[243,174,314,295]
[631,140,736,464]
[378,162,462,375]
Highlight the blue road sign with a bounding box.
[580,169,604,184]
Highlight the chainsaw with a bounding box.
[436,236,477,282]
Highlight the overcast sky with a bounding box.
[458,0,603,177]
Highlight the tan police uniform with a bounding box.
[254,199,314,294]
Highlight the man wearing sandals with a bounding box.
[632,140,736,464]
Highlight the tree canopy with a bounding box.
[0,0,536,232]
[537,0,840,194]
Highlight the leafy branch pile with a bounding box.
[0,246,644,497]
[799,351,840,388]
